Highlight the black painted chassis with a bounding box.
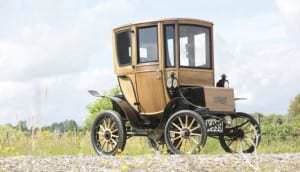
[90,94,261,155]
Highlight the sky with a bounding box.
[0,0,300,126]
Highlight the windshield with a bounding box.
[179,25,211,69]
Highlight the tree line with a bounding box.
[3,87,300,138]
[9,119,80,134]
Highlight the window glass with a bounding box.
[164,25,175,67]
[116,30,131,66]
[179,25,211,68]
[138,26,158,63]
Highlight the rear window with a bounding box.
[116,30,132,66]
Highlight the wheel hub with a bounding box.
[104,130,111,140]
[181,128,190,139]
[236,129,244,138]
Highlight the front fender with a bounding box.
[103,95,143,129]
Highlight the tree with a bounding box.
[63,120,78,132]
[15,121,28,131]
[288,94,300,120]
[84,87,120,130]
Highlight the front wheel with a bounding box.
[219,112,261,153]
[164,110,207,154]
[91,110,126,156]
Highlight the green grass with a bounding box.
[258,136,300,153]
[1,127,300,156]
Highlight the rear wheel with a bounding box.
[219,112,261,153]
[164,110,207,154]
[91,110,126,156]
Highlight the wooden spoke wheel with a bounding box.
[164,110,207,154]
[219,112,261,153]
[91,110,126,156]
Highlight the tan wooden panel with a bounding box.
[179,69,214,87]
[135,63,160,73]
[204,87,235,112]
[118,74,139,111]
[136,71,166,114]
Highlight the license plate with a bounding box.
[206,119,223,133]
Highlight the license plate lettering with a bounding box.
[206,119,223,132]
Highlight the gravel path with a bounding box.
[1,153,300,172]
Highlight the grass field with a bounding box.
[1,127,300,157]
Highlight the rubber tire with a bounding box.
[219,112,261,153]
[91,110,126,156]
[164,110,207,154]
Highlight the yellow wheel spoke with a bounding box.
[110,138,117,146]
[107,118,111,129]
[190,137,199,145]
[190,124,200,132]
[172,122,182,131]
[106,139,109,151]
[103,119,107,129]
[111,128,118,133]
[101,140,107,150]
[173,135,182,141]
[185,115,188,128]
[187,138,193,152]
[169,130,181,134]
[188,118,195,129]
[190,132,201,137]
[178,117,184,128]
[110,122,116,130]
[97,131,104,136]
[100,125,105,132]
[111,134,119,138]
[175,138,184,149]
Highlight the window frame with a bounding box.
[178,24,212,70]
[164,24,176,67]
[137,25,159,64]
[115,29,132,67]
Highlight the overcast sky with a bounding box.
[0,0,299,126]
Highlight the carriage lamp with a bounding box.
[166,72,178,89]
[167,71,178,96]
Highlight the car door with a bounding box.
[134,25,167,115]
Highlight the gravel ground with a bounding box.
[1,153,300,172]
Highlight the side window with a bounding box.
[164,25,175,67]
[116,30,131,66]
[137,26,158,63]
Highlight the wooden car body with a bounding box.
[112,18,235,115]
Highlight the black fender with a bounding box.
[102,95,143,129]
[162,93,208,124]
[152,97,183,130]
[163,97,185,118]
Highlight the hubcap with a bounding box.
[181,128,190,139]
[235,129,244,139]
[104,130,112,140]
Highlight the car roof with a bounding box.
[113,18,213,31]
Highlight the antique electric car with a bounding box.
[88,18,261,155]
